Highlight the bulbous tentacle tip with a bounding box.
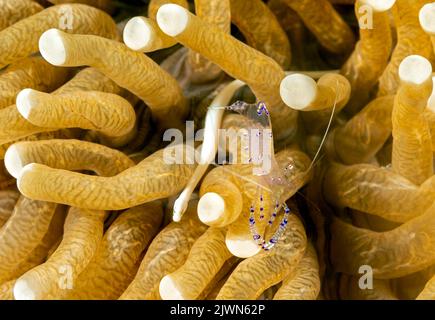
[398,55,432,85]
[156,4,189,37]
[16,88,46,120]
[4,144,23,179]
[13,278,37,300]
[420,3,435,35]
[39,28,67,66]
[197,192,226,225]
[123,17,153,51]
[280,74,317,110]
[225,237,261,259]
[159,275,185,300]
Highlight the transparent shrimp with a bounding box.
[216,214,307,300]
[225,148,312,258]
[156,4,298,140]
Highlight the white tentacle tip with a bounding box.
[197,192,225,225]
[16,88,40,119]
[225,237,261,259]
[280,74,317,110]
[159,275,185,300]
[398,55,432,85]
[420,3,435,34]
[123,16,153,51]
[13,279,36,300]
[156,4,189,37]
[39,28,67,66]
[4,144,23,179]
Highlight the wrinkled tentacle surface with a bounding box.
[159,227,232,300]
[0,4,119,68]
[281,0,355,54]
[378,0,433,96]
[39,29,188,129]
[62,202,163,300]
[330,203,435,279]
[273,242,320,300]
[0,197,57,284]
[119,201,207,300]
[0,57,69,110]
[5,139,134,179]
[323,162,435,222]
[0,189,19,227]
[229,0,291,69]
[0,68,125,147]
[13,207,105,299]
[17,145,196,210]
[187,0,230,82]
[338,274,398,300]
[0,0,43,31]
[341,0,394,114]
[16,90,136,138]
[156,4,298,140]
[391,55,433,185]
[326,96,395,164]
